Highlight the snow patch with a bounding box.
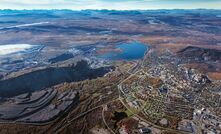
[0,22,49,30]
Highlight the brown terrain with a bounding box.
[0,10,221,134]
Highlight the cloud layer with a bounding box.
[0,0,221,10]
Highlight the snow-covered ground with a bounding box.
[0,44,39,56]
[0,22,49,30]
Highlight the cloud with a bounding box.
[0,0,220,10]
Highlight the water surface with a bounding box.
[99,42,148,60]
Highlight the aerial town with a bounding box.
[0,9,220,134]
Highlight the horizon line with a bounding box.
[0,8,221,11]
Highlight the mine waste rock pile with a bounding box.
[0,89,79,123]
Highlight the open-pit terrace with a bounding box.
[0,89,79,123]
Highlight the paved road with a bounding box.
[117,60,191,134]
[102,105,116,134]
[54,99,118,134]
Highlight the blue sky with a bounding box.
[0,0,221,10]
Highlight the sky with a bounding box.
[0,0,221,10]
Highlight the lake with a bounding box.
[99,41,148,60]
